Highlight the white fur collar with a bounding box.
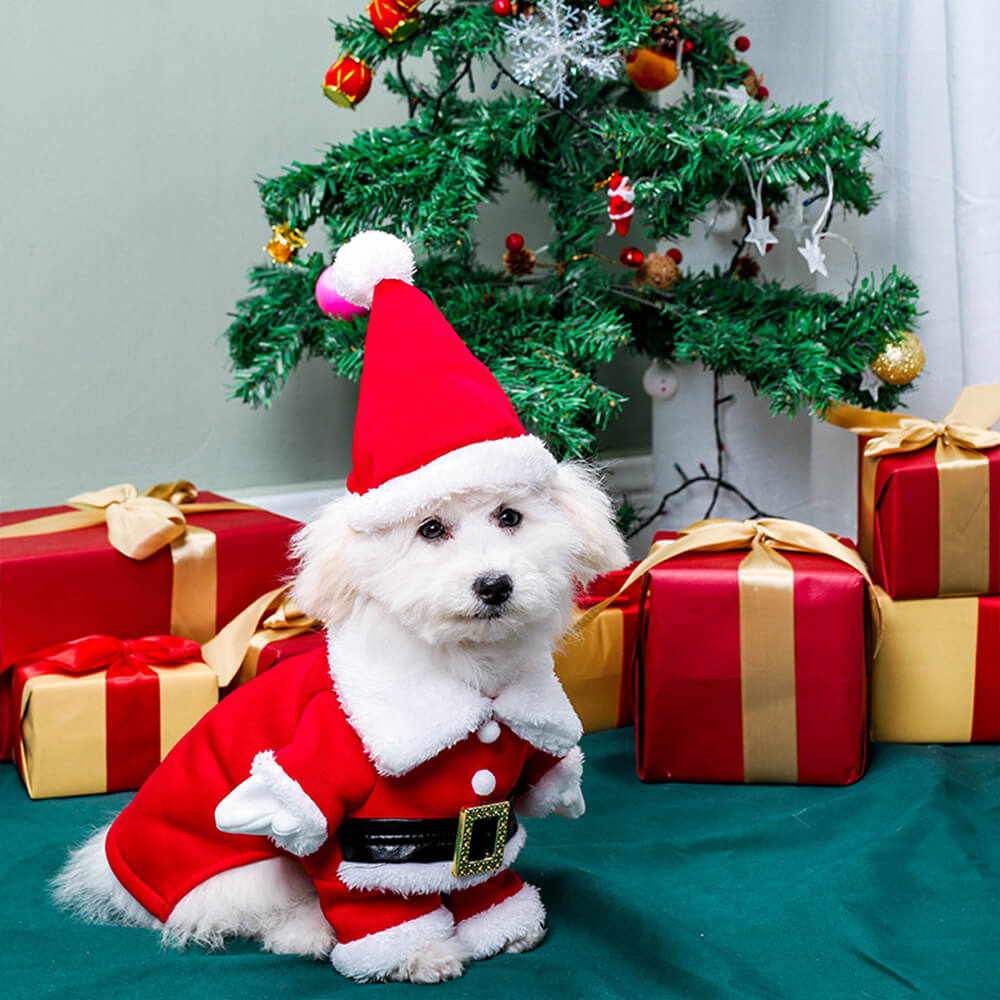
[326,607,582,777]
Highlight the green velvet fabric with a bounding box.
[3,730,999,998]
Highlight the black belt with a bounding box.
[339,801,517,878]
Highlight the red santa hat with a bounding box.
[331,230,557,530]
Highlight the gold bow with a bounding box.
[826,387,1000,594]
[201,585,321,689]
[578,516,880,643]
[0,479,256,561]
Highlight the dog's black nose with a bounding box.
[473,573,513,606]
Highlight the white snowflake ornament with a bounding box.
[501,0,619,107]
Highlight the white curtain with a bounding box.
[646,0,1000,546]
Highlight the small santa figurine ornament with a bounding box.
[56,231,627,984]
[606,172,635,236]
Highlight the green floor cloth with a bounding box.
[2,729,999,999]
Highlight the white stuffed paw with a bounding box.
[392,936,466,984]
[552,784,585,819]
[215,775,305,842]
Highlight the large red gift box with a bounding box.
[0,483,300,758]
[636,521,873,785]
[827,387,1000,599]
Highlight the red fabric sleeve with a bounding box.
[272,691,377,828]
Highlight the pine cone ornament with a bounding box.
[633,252,680,291]
[732,255,761,280]
[504,246,536,276]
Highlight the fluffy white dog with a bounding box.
[54,231,628,983]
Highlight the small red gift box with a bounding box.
[0,481,300,758]
[553,565,643,733]
[827,387,1000,599]
[636,521,874,785]
[14,634,218,799]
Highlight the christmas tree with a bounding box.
[225,0,921,464]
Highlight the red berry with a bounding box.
[683,40,693,53]
[666,248,683,264]
[492,0,511,14]
[734,35,751,52]
[505,232,524,251]
[624,48,638,63]
[620,247,644,268]
[597,0,616,6]
[755,84,770,101]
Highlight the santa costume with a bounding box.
[101,231,587,980]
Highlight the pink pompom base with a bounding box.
[315,266,369,319]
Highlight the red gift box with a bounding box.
[636,521,873,785]
[0,482,300,758]
[553,565,644,733]
[827,388,1000,599]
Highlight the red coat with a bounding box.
[106,645,581,935]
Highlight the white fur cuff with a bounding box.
[250,751,328,857]
[331,905,455,982]
[454,883,546,961]
[513,745,584,819]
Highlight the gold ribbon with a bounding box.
[0,480,259,641]
[577,517,880,783]
[201,585,320,689]
[826,386,1000,594]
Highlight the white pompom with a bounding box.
[332,231,415,308]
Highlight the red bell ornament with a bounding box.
[368,0,422,43]
[323,56,374,109]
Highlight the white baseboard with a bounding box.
[226,453,655,530]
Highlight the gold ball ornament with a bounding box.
[871,331,925,385]
[624,48,679,92]
[265,223,307,264]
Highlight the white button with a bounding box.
[477,720,501,744]
[471,769,497,796]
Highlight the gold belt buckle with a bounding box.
[452,800,510,878]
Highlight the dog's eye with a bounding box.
[418,518,448,541]
[496,507,522,529]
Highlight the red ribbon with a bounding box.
[13,634,201,791]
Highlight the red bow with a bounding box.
[23,634,202,678]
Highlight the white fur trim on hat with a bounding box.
[343,435,559,531]
[332,230,415,309]
[330,905,455,982]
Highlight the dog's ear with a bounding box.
[553,461,629,584]
[290,496,360,625]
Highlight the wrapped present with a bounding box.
[627,519,877,785]
[201,585,324,694]
[553,565,643,734]
[827,386,1000,599]
[871,587,1000,743]
[0,481,300,759]
[14,634,218,799]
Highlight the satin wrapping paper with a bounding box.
[827,388,1000,599]
[0,491,299,759]
[637,535,869,785]
[14,635,217,799]
[871,587,1000,743]
[553,565,643,734]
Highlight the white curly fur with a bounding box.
[332,230,415,308]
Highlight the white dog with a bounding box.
[54,231,628,983]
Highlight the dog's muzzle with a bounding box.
[338,801,517,878]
